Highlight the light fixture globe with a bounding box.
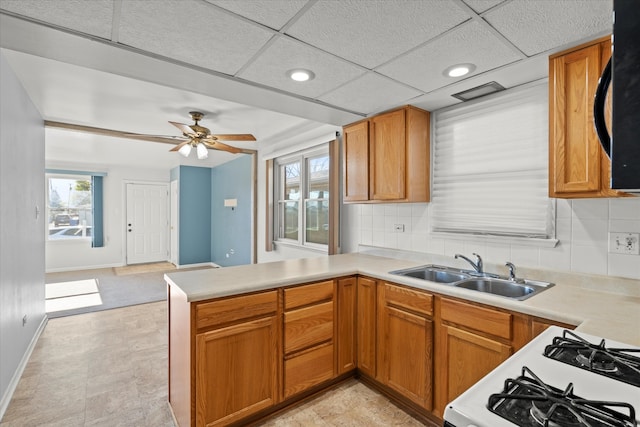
[178,143,192,157]
[196,143,209,160]
[287,68,315,82]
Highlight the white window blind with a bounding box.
[432,83,553,238]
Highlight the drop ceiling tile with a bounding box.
[206,0,308,30]
[318,73,422,115]
[484,0,612,56]
[286,0,471,69]
[0,0,113,39]
[461,0,505,14]
[238,37,365,98]
[377,20,521,93]
[118,0,274,75]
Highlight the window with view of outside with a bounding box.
[275,146,329,248]
[47,176,93,240]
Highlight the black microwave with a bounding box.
[594,0,640,194]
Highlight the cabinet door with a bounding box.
[370,109,406,200]
[440,325,511,407]
[548,38,624,198]
[379,305,433,410]
[343,121,370,201]
[337,277,356,374]
[195,316,279,427]
[357,277,376,377]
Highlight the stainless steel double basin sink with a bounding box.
[389,264,554,301]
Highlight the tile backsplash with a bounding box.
[347,197,640,280]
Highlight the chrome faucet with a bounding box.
[454,253,483,274]
[505,262,517,281]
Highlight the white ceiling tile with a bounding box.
[0,0,113,39]
[286,0,471,69]
[118,0,274,75]
[205,0,308,30]
[484,0,612,56]
[461,0,505,14]
[318,73,422,115]
[377,20,521,93]
[238,37,365,98]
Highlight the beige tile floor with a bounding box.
[1,301,428,427]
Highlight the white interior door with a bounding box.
[126,183,169,265]
[170,180,178,266]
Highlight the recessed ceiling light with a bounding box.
[287,69,315,82]
[443,63,477,78]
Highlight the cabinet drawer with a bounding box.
[284,301,334,354]
[284,280,334,310]
[196,291,278,330]
[441,298,512,340]
[384,283,433,316]
[284,343,334,398]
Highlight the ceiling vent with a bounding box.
[452,81,506,102]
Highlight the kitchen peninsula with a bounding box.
[165,253,640,427]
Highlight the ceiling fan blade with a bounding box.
[169,140,191,152]
[210,134,256,141]
[204,141,243,154]
[169,121,197,136]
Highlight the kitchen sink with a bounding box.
[389,264,554,300]
[389,265,472,283]
[452,277,554,301]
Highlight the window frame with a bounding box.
[45,169,105,247]
[274,145,330,251]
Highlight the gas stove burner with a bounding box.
[530,399,582,427]
[576,348,618,373]
[487,366,638,427]
[543,330,640,387]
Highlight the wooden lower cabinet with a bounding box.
[356,277,377,377]
[434,297,514,417]
[195,316,279,427]
[437,324,511,408]
[378,283,433,410]
[283,280,336,399]
[337,277,356,374]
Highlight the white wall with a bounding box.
[344,197,640,280]
[0,53,46,417]
[45,164,169,272]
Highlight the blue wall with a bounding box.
[177,166,212,265]
[211,155,252,266]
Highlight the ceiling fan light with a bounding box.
[196,143,208,160]
[178,144,192,157]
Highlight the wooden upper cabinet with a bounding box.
[342,106,430,203]
[370,109,406,200]
[343,121,370,202]
[549,36,625,198]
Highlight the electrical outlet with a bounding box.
[393,224,405,232]
[609,232,640,255]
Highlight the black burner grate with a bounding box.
[543,330,640,388]
[487,367,637,427]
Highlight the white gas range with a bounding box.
[443,326,640,427]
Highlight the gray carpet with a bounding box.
[45,266,208,318]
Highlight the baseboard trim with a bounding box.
[0,314,48,420]
[176,262,219,269]
[46,262,122,273]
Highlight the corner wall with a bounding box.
[211,155,252,266]
[0,53,46,417]
[178,166,212,265]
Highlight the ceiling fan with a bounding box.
[168,111,256,159]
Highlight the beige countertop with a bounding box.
[165,253,640,346]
